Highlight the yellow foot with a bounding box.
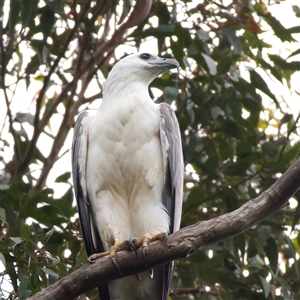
[134,232,168,261]
[88,250,110,262]
[87,233,167,273]
[88,238,135,273]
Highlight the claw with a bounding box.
[142,246,148,265]
[148,269,153,279]
[87,255,96,263]
[125,237,138,255]
[135,273,141,281]
[111,257,122,273]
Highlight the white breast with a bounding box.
[86,91,169,249]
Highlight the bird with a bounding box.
[72,53,184,300]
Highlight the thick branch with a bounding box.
[28,157,300,300]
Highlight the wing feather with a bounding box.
[159,103,184,299]
[71,111,109,300]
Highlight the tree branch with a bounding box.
[28,157,300,300]
[17,1,92,175]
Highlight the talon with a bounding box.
[135,273,141,281]
[112,257,122,273]
[142,246,148,265]
[148,269,153,279]
[126,237,138,255]
[88,256,96,263]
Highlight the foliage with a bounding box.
[1,0,300,299]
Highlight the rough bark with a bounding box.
[28,157,300,300]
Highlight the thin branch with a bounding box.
[28,157,300,300]
[278,112,300,161]
[275,209,300,216]
[2,85,21,162]
[29,0,148,193]
[18,1,92,175]
[170,286,218,296]
[183,168,263,217]
[82,92,103,104]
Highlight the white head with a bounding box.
[103,53,179,97]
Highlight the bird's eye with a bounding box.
[140,53,151,60]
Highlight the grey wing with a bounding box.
[159,103,184,233]
[159,103,184,299]
[71,111,109,299]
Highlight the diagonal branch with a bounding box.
[28,157,300,300]
[17,1,92,175]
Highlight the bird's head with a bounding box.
[105,53,179,87]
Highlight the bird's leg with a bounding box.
[88,232,167,278]
[88,236,137,272]
[133,231,167,278]
[134,232,168,263]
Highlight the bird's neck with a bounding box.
[102,80,151,104]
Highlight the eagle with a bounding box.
[72,53,184,300]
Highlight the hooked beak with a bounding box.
[149,57,180,71]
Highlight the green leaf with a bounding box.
[223,161,249,176]
[42,267,59,278]
[9,0,22,39]
[0,207,6,225]
[222,119,243,139]
[40,7,55,41]
[10,236,23,246]
[269,54,300,71]
[196,28,209,41]
[20,223,31,239]
[15,112,34,125]
[25,54,40,77]
[293,5,300,17]
[174,23,192,48]
[287,48,300,59]
[287,25,300,34]
[257,58,282,82]
[249,70,279,106]
[234,235,246,258]
[280,114,293,126]
[0,252,6,267]
[264,13,295,42]
[264,237,278,274]
[248,240,258,258]
[285,236,299,279]
[45,228,55,241]
[18,268,30,298]
[131,24,175,39]
[223,28,242,55]
[55,172,71,183]
[262,142,279,162]
[21,0,36,28]
[201,53,217,76]
[47,0,64,14]
[259,275,270,298]
[164,86,178,104]
[258,226,271,246]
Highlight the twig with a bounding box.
[18,1,92,175]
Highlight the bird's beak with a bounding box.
[149,58,180,71]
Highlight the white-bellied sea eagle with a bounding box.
[72,53,184,300]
